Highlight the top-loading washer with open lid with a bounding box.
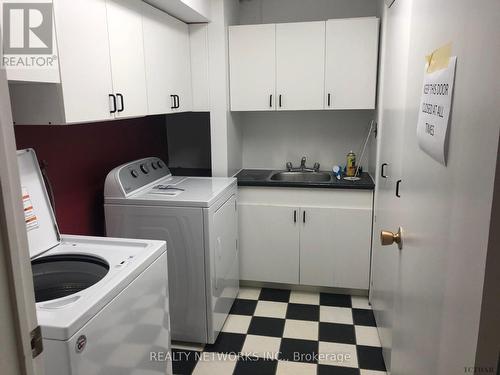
[18,149,172,375]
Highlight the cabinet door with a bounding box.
[229,24,276,111]
[166,15,192,113]
[325,18,379,110]
[276,21,325,111]
[238,204,299,284]
[142,2,171,115]
[300,207,371,289]
[53,0,115,123]
[106,0,148,118]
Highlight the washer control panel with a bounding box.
[118,157,171,195]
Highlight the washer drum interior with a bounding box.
[32,254,110,303]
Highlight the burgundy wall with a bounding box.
[15,116,168,236]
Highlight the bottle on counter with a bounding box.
[346,151,356,177]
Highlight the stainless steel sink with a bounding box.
[269,171,332,183]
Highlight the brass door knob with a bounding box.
[380,227,403,250]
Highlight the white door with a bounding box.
[370,0,412,371]
[0,53,44,374]
[106,0,148,118]
[229,24,276,111]
[325,17,379,110]
[53,0,115,123]
[300,207,371,289]
[372,1,500,374]
[392,1,499,374]
[238,204,299,284]
[276,21,325,111]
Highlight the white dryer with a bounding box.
[18,149,172,375]
[104,158,239,344]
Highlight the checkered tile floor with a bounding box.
[172,287,386,374]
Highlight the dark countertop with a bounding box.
[236,169,375,190]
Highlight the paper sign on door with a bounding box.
[22,187,39,231]
[417,47,457,165]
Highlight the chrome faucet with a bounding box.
[286,157,320,172]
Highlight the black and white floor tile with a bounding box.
[172,287,386,375]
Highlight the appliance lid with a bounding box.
[17,149,61,259]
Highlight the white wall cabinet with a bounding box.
[238,187,372,289]
[276,21,325,111]
[9,0,197,125]
[325,17,379,110]
[229,24,276,111]
[142,2,192,115]
[228,18,379,112]
[106,0,148,118]
[238,204,300,284]
[9,0,116,124]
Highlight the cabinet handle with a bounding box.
[381,163,388,178]
[279,94,282,108]
[109,94,117,114]
[303,211,306,223]
[327,93,331,107]
[175,95,180,109]
[294,210,297,223]
[116,93,124,112]
[269,94,273,108]
[396,179,402,198]
[170,95,176,109]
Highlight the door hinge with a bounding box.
[30,326,43,359]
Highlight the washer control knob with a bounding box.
[151,162,158,170]
[157,161,164,169]
[130,169,139,178]
[140,163,149,174]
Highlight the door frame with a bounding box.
[0,42,44,375]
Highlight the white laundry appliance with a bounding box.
[18,149,172,375]
[104,157,239,344]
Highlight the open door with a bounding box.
[372,0,500,374]
[369,0,412,371]
[0,34,45,375]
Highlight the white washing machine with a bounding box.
[104,157,239,344]
[18,149,172,375]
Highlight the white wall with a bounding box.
[224,0,243,176]
[241,110,374,170]
[237,0,380,174]
[208,0,242,176]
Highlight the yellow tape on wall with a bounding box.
[425,42,452,73]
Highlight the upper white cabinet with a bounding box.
[229,24,276,111]
[106,0,148,118]
[9,0,198,125]
[142,2,192,115]
[276,21,325,111]
[10,0,116,124]
[325,17,379,110]
[228,18,379,112]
